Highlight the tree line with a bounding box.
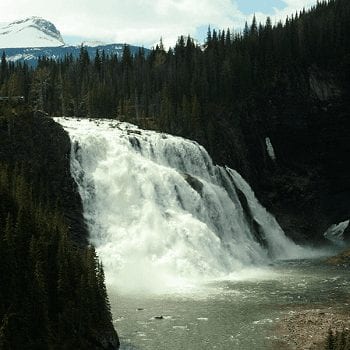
[0,0,349,152]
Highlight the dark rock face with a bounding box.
[309,67,342,101]
[183,173,204,196]
[204,67,350,243]
[268,112,350,242]
[233,184,268,249]
[260,71,350,242]
[0,110,88,245]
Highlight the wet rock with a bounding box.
[127,129,141,135]
[309,67,342,102]
[154,316,164,320]
[129,136,141,150]
[182,173,203,196]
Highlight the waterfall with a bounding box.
[56,117,307,292]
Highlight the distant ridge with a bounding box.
[0,17,149,65]
[1,44,149,66]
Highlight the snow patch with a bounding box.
[265,137,276,161]
[82,40,109,47]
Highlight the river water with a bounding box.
[110,258,349,350]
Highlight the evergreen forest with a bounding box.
[0,0,349,153]
[0,111,119,348]
[0,0,349,348]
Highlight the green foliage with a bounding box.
[0,163,116,348]
[1,1,348,151]
[0,1,349,145]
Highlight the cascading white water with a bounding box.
[56,117,309,292]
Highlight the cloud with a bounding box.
[0,0,318,47]
[271,0,319,20]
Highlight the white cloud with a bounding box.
[270,0,319,22]
[0,0,318,47]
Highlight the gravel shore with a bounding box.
[271,305,350,349]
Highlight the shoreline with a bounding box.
[271,304,350,349]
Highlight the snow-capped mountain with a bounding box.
[0,17,64,49]
[0,17,149,66]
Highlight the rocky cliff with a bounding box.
[209,66,350,244]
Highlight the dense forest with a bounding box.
[0,0,349,141]
[0,165,109,348]
[0,109,119,349]
[0,0,349,348]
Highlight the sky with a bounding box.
[0,0,319,48]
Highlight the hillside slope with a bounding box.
[0,106,120,349]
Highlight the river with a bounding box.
[109,258,349,350]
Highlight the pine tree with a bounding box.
[327,329,335,350]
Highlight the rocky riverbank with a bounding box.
[327,249,350,267]
[272,306,350,350]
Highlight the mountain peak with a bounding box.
[0,17,65,49]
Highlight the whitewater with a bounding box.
[56,117,313,293]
